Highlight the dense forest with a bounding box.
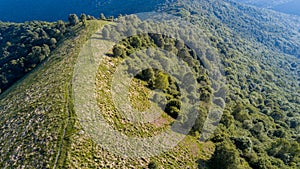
[0,21,65,93]
[0,14,100,94]
[0,0,299,168]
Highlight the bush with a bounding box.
[148,161,158,169]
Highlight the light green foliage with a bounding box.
[154,72,169,90]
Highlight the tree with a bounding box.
[178,48,190,59]
[108,16,114,21]
[56,20,66,33]
[151,34,164,47]
[80,14,87,27]
[233,137,252,151]
[175,39,184,50]
[40,44,50,61]
[165,99,181,118]
[138,68,155,82]
[102,27,110,39]
[113,45,124,57]
[100,13,106,20]
[148,161,158,169]
[208,141,243,169]
[49,38,57,49]
[68,14,79,26]
[154,72,169,90]
[130,36,142,48]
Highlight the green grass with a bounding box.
[95,56,172,138]
[0,20,108,168]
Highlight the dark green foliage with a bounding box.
[110,32,211,122]
[148,161,158,169]
[272,128,286,138]
[0,20,69,93]
[142,68,155,82]
[108,16,115,21]
[208,141,243,169]
[270,111,284,121]
[68,14,79,26]
[267,139,300,165]
[113,45,124,57]
[233,137,252,151]
[105,9,300,168]
[165,105,180,119]
[199,89,211,102]
[191,107,207,132]
[165,99,181,118]
[150,34,164,47]
[220,110,234,127]
[130,36,142,48]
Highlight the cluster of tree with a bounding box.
[110,32,212,128]
[0,20,69,93]
[68,13,98,27]
[136,68,181,118]
[0,12,112,94]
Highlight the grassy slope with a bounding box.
[65,28,211,169]
[0,20,107,168]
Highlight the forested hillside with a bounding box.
[0,0,299,168]
[160,0,300,168]
[0,20,67,93]
[234,0,293,8]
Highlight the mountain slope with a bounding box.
[234,0,294,8]
[0,20,107,168]
[0,0,299,168]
